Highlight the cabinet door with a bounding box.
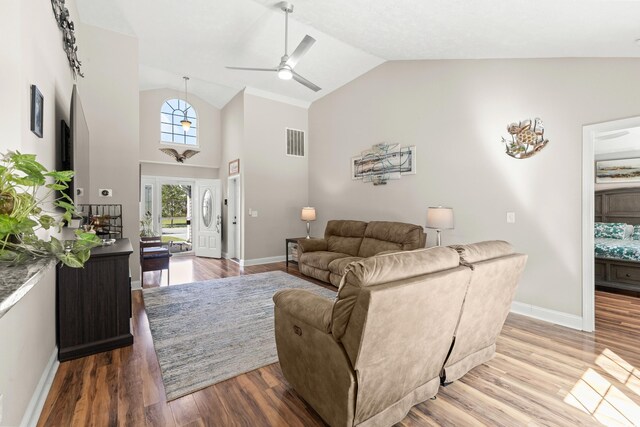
[57,255,131,350]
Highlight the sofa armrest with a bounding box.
[273,289,333,333]
[298,238,328,253]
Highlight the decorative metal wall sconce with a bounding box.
[51,0,83,78]
[501,118,548,159]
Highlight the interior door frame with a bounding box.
[581,115,640,332]
[226,174,242,260]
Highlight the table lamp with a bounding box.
[426,206,454,246]
[301,207,316,239]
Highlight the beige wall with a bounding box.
[309,58,640,317]
[219,92,309,261]
[140,88,221,170]
[0,0,82,424]
[243,94,309,260]
[0,267,57,426]
[78,24,141,279]
[141,162,219,179]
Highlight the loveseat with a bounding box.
[297,220,426,287]
[273,241,527,427]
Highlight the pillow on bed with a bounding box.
[594,222,628,239]
[632,225,640,240]
[625,224,635,239]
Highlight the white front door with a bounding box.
[195,179,222,258]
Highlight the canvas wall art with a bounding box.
[596,158,640,183]
[351,143,416,185]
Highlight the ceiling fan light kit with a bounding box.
[226,2,321,92]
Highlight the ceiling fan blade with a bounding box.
[226,66,278,72]
[292,71,321,92]
[286,35,315,68]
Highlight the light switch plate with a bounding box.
[252,211,258,217]
[506,212,516,223]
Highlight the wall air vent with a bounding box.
[286,128,305,157]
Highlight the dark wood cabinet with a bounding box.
[56,238,134,361]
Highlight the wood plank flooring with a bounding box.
[38,256,640,426]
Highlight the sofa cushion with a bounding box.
[332,247,461,341]
[358,221,425,258]
[325,220,368,256]
[300,251,352,271]
[328,256,363,276]
[449,240,514,264]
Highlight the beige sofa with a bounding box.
[297,219,426,287]
[273,241,526,427]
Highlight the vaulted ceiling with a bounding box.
[76,0,640,108]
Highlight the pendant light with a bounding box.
[180,76,192,132]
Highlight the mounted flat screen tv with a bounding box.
[66,84,90,204]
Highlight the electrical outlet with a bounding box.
[506,212,516,223]
[99,189,113,197]
[252,210,258,217]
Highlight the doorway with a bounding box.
[581,116,640,331]
[226,175,242,261]
[141,176,222,257]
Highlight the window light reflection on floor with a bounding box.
[564,348,640,426]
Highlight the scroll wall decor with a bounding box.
[501,118,548,159]
[51,0,83,78]
[351,143,416,186]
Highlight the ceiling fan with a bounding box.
[226,2,321,92]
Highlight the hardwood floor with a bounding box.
[38,256,640,426]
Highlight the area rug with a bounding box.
[143,271,336,400]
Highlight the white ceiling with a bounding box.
[76,0,640,108]
[595,126,640,155]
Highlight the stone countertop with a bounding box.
[0,258,56,319]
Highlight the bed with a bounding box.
[595,188,640,293]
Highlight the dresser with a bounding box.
[56,238,133,361]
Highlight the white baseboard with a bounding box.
[240,255,286,267]
[222,251,229,259]
[511,301,583,330]
[20,347,59,427]
[130,280,142,291]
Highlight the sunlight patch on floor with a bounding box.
[564,349,640,426]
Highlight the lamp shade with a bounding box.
[301,207,316,221]
[426,206,454,230]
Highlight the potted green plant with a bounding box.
[0,151,101,267]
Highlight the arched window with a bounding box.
[161,99,197,145]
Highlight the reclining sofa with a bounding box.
[297,220,426,287]
[273,241,526,427]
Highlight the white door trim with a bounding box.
[226,175,242,260]
[581,115,640,332]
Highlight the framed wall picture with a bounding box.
[30,85,44,138]
[229,159,240,176]
[596,158,640,183]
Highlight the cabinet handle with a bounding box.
[626,273,631,278]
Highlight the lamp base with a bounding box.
[436,230,442,247]
[306,222,311,239]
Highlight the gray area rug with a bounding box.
[143,271,336,401]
